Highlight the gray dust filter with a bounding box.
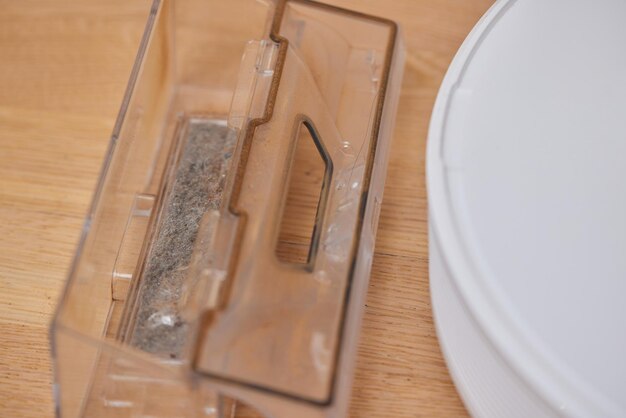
[128,120,236,359]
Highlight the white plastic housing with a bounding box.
[428,0,626,417]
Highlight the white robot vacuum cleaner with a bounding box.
[427,0,626,416]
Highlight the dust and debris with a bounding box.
[128,120,236,358]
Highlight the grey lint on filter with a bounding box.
[128,120,236,359]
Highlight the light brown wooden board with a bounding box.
[0,0,494,417]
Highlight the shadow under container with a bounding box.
[51,1,404,417]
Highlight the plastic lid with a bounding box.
[428,0,626,415]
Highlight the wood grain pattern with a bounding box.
[0,0,494,417]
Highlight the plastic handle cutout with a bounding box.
[275,118,332,268]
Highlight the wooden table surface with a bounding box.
[0,0,494,416]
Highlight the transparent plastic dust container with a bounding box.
[50,0,404,417]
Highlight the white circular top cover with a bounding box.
[428,0,626,415]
